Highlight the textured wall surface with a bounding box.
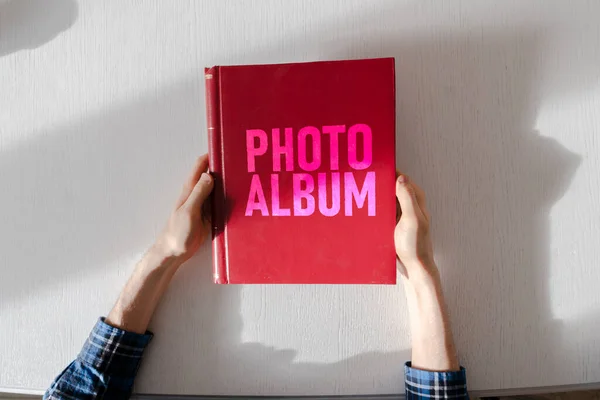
[1,0,600,396]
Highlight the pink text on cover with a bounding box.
[244,124,376,217]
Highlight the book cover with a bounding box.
[205,57,396,284]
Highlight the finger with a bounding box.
[396,171,429,220]
[183,172,214,211]
[175,154,209,209]
[396,175,424,222]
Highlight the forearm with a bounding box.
[402,263,459,372]
[106,244,181,334]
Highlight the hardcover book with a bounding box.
[205,57,396,284]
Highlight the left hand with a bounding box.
[155,154,214,263]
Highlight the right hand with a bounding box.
[394,174,460,373]
[394,174,438,281]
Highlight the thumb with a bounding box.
[396,175,420,220]
[183,172,214,210]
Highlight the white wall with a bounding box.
[1,0,600,396]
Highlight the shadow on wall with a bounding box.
[2,0,599,396]
[0,0,78,57]
[0,74,409,394]
[136,27,588,396]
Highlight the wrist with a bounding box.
[401,262,448,318]
[143,243,184,273]
[401,263,460,371]
[107,243,181,334]
[400,260,441,290]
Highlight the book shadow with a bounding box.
[141,247,411,396]
[0,0,78,57]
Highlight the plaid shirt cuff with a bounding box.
[77,317,153,377]
[405,362,468,399]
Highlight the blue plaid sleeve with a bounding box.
[44,318,153,400]
[405,362,468,399]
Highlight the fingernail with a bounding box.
[200,173,212,183]
[397,175,407,184]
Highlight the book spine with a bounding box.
[204,67,228,284]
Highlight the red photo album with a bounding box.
[205,58,396,284]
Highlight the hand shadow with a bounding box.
[0,0,78,57]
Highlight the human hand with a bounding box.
[395,174,460,371]
[394,174,437,281]
[154,154,214,264]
